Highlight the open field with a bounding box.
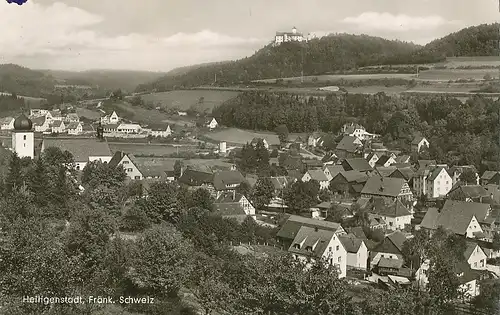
[206,128,281,146]
[252,73,415,84]
[139,90,240,111]
[417,68,497,81]
[76,108,101,120]
[343,86,409,95]
[112,102,194,128]
[109,143,200,156]
[441,56,500,68]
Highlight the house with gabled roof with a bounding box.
[389,167,415,185]
[288,226,347,278]
[411,136,429,153]
[413,165,453,199]
[375,155,396,168]
[447,183,490,203]
[420,200,490,238]
[276,214,346,248]
[338,234,369,270]
[449,165,479,186]
[66,122,83,135]
[32,116,50,132]
[370,231,408,268]
[335,136,362,159]
[323,164,343,181]
[329,171,369,197]
[342,158,373,174]
[480,171,500,186]
[366,152,382,168]
[464,242,487,270]
[302,169,330,190]
[375,166,397,178]
[268,176,294,196]
[179,164,215,190]
[0,116,14,130]
[212,170,246,198]
[367,197,413,231]
[361,176,413,205]
[64,113,80,123]
[50,120,65,133]
[215,191,255,220]
[109,152,177,182]
[395,155,411,164]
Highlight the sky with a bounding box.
[0,0,499,72]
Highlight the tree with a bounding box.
[129,95,144,106]
[325,203,347,223]
[81,160,126,190]
[236,180,251,197]
[459,168,477,185]
[402,229,430,269]
[250,177,274,210]
[318,189,333,202]
[427,255,459,307]
[120,203,151,232]
[351,203,370,227]
[492,232,500,251]
[189,188,214,211]
[139,182,183,224]
[27,157,48,207]
[130,224,195,297]
[275,124,289,145]
[174,160,183,179]
[4,152,22,194]
[284,181,319,214]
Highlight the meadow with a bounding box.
[206,128,281,146]
[108,143,199,156]
[139,90,240,111]
[440,56,500,68]
[252,73,416,84]
[416,68,497,81]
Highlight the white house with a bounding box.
[109,111,120,124]
[275,27,304,45]
[342,122,379,141]
[0,117,15,130]
[413,166,453,198]
[288,226,347,278]
[339,235,368,270]
[375,155,396,168]
[464,242,487,270]
[302,169,330,190]
[29,109,49,117]
[323,165,343,181]
[32,116,51,133]
[66,122,83,135]
[412,136,430,153]
[150,125,172,138]
[420,205,484,239]
[206,118,218,130]
[216,192,256,217]
[250,137,269,150]
[178,111,187,116]
[64,113,80,123]
[117,123,142,134]
[50,120,66,134]
[366,152,382,168]
[368,198,413,231]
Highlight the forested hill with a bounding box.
[0,64,56,97]
[422,23,500,57]
[136,23,500,92]
[136,34,435,92]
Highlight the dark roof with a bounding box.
[418,160,436,170]
[103,123,119,129]
[108,151,126,168]
[32,116,46,126]
[420,200,490,235]
[178,166,214,186]
[269,176,293,191]
[66,122,81,129]
[361,176,407,198]
[339,170,369,183]
[386,231,407,252]
[305,169,329,182]
[42,138,112,162]
[50,120,63,127]
[213,170,245,190]
[288,227,335,258]
[338,235,364,253]
[428,166,448,181]
[347,227,367,240]
[336,136,361,153]
[324,165,344,177]
[14,114,33,131]
[464,242,485,261]
[389,167,415,181]
[131,157,176,178]
[276,215,343,241]
[481,171,500,180]
[412,136,426,145]
[378,257,403,269]
[376,166,397,177]
[395,155,410,164]
[369,197,412,217]
[343,158,373,172]
[372,231,407,255]
[375,155,392,167]
[448,184,489,199]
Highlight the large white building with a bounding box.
[11,114,35,159]
[275,27,304,45]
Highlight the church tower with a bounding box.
[12,113,34,159]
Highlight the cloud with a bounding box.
[0,1,267,70]
[341,12,459,32]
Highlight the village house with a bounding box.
[307,132,322,147]
[301,169,330,190]
[268,176,295,196]
[29,109,49,117]
[338,234,369,270]
[464,242,488,270]
[108,151,176,181]
[41,138,113,171]
[420,200,492,239]
[100,111,120,124]
[411,136,429,153]
[341,158,373,174]
[335,136,362,159]
[276,215,346,249]
[178,165,216,192]
[117,123,142,134]
[32,116,51,133]
[250,137,269,149]
[341,122,379,141]
[447,183,490,203]
[369,231,408,268]
[288,226,347,278]
[50,120,65,134]
[215,192,256,222]
[365,152,382,168]
[449,165,480,186]
[394,155,411,164]
[213,170,246,199]
[0,117,14,130]
[329,171,369,197]
[103,123,119,133]
[206,118,218,130]
[374,155,396,168]
[480,171,500,186]
[64,113,80,123]
[375,166,397,178]
[389,167,415,186]
[366,197,413,231]
[150,125,172,138]
[66,122,83,135]
[361,176,414,205]
[323,164,344,181]
[413,165,453,199]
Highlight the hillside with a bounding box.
[137,23,500,92]
[135,34,438,92]
[165,61,231,77]
[0,64,56,97]
[42,69,166,92]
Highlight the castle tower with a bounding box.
[292,26,297,34]
[12,113,34,159]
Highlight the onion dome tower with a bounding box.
[12,113,34,159]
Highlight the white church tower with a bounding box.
[12,114,34,159]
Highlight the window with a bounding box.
[338,257,341,262]
[389,222,393,227]
[474,262,477,268]
[23,135,26,140]
[336,245,339,251]
[122,161,129,164]
[134,176,140,180]
[127,168,133,172]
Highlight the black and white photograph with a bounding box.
[1,0,500,314]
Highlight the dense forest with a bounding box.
[213,92,500,172]
[136,23,500,92]
[0,64,56,97]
